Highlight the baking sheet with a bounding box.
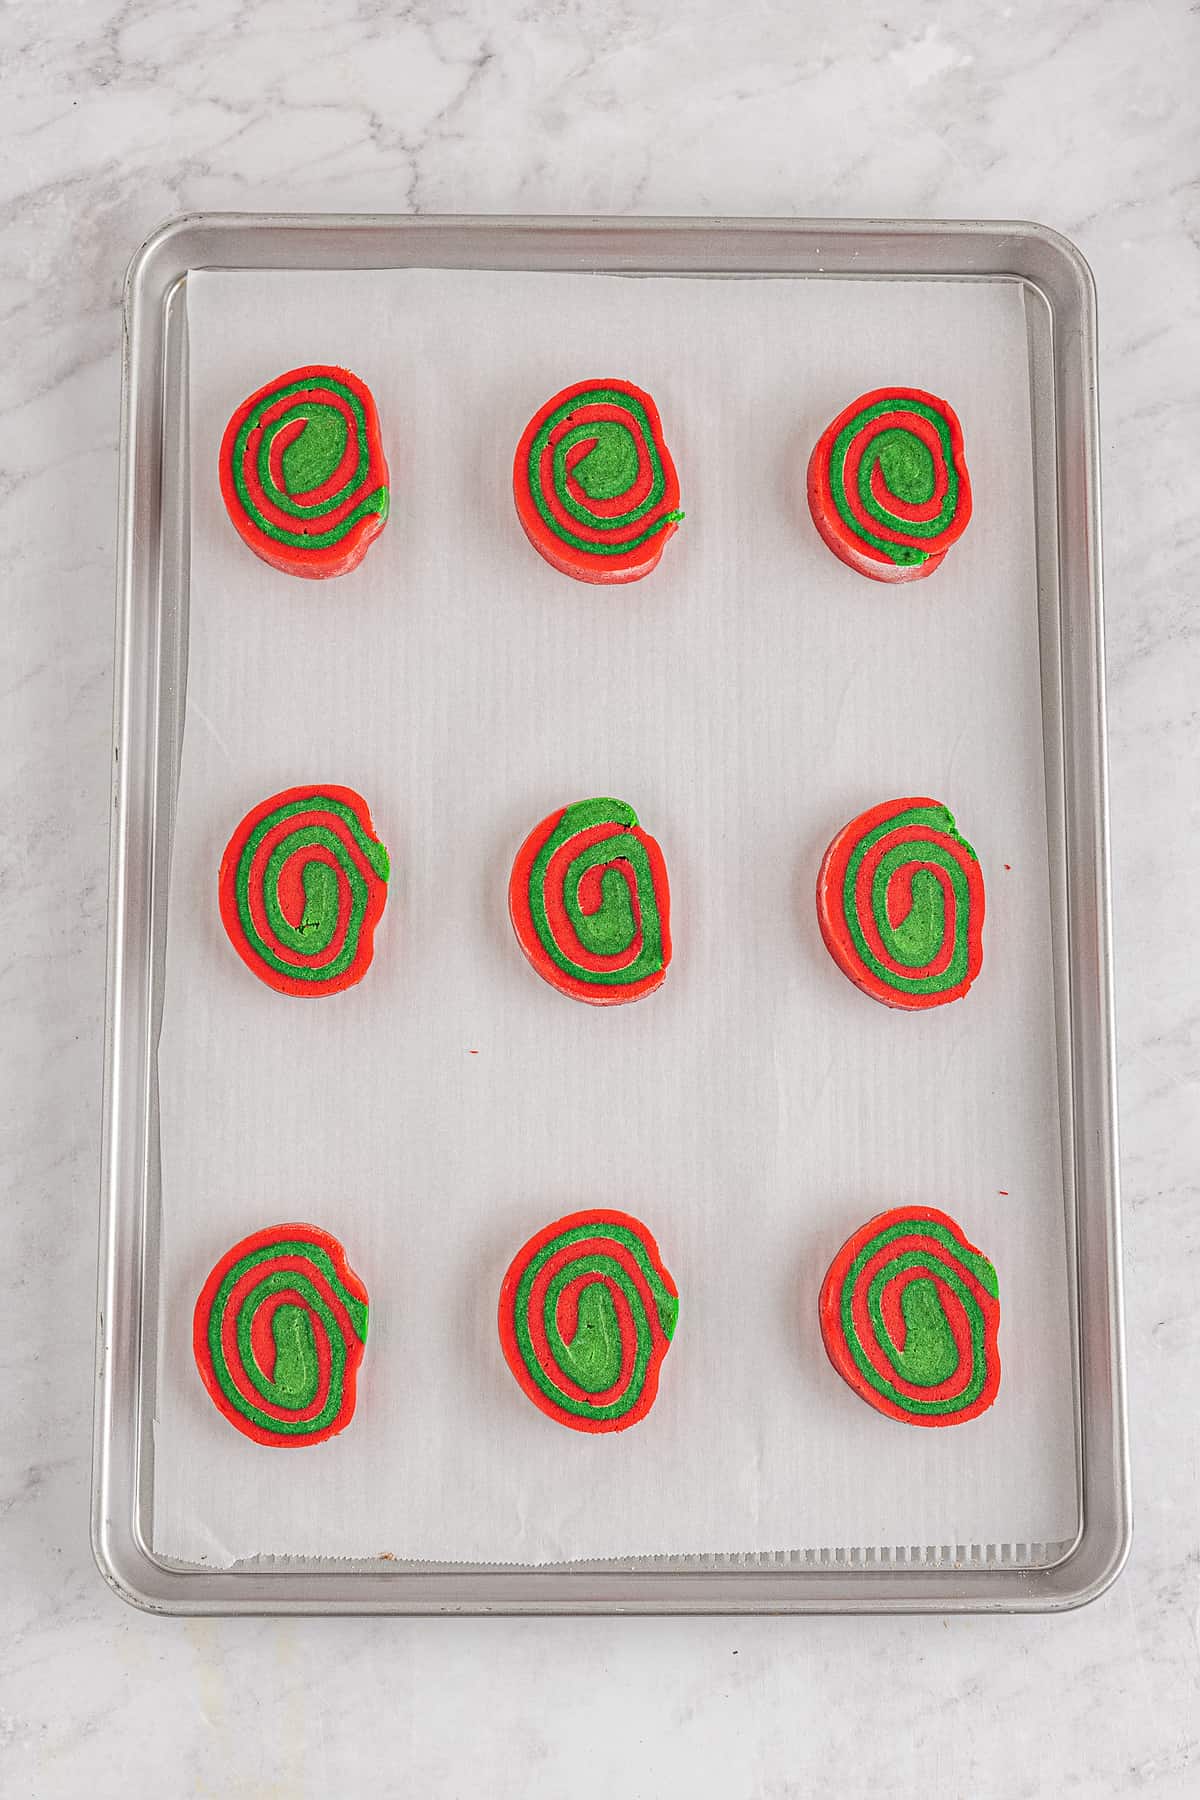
[153,267,1077,1566]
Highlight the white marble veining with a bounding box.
[1,0,1197,1794]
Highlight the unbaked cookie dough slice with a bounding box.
[498,1209,679,1433]
[816,797,984,1009]
[513,378,683,582]
[218,784,390,997]
[219,365,389,577]
[508,796,671,1005]
[807,387,971,582]
[819,1206,1000,1427]
[193,1223,370,1447]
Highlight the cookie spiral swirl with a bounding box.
[514,379,682,583]
[816,797,984,1009]
[498,1210,679,1433]
[508,796,671,1005]
[219,365,389,577]
[218,785,390,997]
[819,1206,1000,1426]
[193,1224,370,1447]
[807,387,971,582]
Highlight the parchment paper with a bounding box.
[153,267,1077,1565]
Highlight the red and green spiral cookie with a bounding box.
[498,1210,679,1433]
[819,1206,1000,1427]
[508,796,671,1005]
[219,365,389,578]
[513,379,683,583]
[193,1223,370,1447]
[807,387,971,582]
[816,797,984,1010]
[218,785,390,998]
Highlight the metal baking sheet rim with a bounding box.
[93,213,1129,1615]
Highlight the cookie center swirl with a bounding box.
[884,1277,960,1387]
[569,421,641,500]
[249,1300,319,1409]
[875,429,936,505]
[279,406,349,495]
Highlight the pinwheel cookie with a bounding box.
[219,365,389,577]
[514,379,683,582]
[218,785,390,997]
[498,1209,679,1433]
[816,797,984,1010]
[508,796,671,1005]
[807,387,971,582]
[819,1207,1000,1427]
[193,1223,370,1447]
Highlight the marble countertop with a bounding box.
[3,1,1197,1793]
